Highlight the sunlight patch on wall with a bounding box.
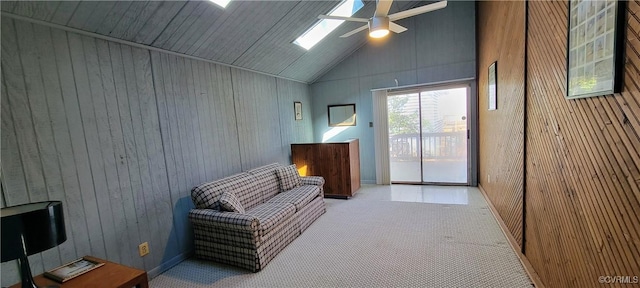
[322,127,350,142]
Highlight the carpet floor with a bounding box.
[150,186,533,288]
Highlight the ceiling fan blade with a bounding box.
[389,22,407,33]
[389,0,447,21]
[340,25,369,38]
[318,15,369,22]
[375,0,393,17]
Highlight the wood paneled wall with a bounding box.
[478,0,640,286]
[477,1,526,246]
[0,17,313,286]
[276,78,314,157]
[232,69,283,169]
[525,1,640,286]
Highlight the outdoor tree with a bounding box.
[387,96,432,135]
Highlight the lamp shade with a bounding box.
[1,201,67,262]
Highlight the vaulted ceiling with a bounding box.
[0,0,424,83]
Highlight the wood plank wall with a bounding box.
[477,1,526,246]
[0,17,313,286]
[478,0,640,286]
[276,78,314,158]
[525,1,640,286]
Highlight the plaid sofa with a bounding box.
[189,163,326,272]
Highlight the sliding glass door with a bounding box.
[388,85,469,184]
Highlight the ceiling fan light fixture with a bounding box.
[369,28,389,38]
[369,17,390,38]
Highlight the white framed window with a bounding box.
[209,0,231,8]
[293,0,365,50]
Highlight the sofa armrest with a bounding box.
[189,209,259,231]
[301,176,324,186]
[301,176,325,198]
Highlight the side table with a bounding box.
[9,256,148,288]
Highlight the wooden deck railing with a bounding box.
[389,131,466,161]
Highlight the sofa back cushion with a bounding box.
[191,172,262,210]
[275,164,302,192]
[246,163,281,201]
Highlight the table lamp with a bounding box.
[1,201,67,288]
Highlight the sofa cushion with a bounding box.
[266,185,320,211]
[245,202,296,233]
[219,190,245,214]
[192,172,262,210]
[246,163,281,201]
[275,164,301,192]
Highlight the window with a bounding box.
[209,0,231,8]
[293,0,365,50]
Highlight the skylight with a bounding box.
[294,0,365,50]
[209,0,231,8]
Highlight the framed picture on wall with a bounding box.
[488,61,497,110]
[566,0,626,99]
[294,101,302,120]
[328,104,356,127]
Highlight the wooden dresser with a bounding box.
[291,139,360,198]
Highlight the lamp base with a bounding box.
[17,253,38,288]
[15,257,61,288]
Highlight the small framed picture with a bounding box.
[44,257,105,283]
[488,61,497,110]
[566,0,626,99]
[294,101,302,120]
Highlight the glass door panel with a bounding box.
[388,93,421,182]
[420,87,468,183]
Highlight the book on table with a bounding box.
[44,257,105,283]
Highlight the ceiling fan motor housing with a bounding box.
[369,16,390,37]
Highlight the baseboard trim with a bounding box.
[478,185,545,288]
[147,250,194,279]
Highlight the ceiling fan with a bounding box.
[319,0,447,38]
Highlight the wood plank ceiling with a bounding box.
[0,0,423,83]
